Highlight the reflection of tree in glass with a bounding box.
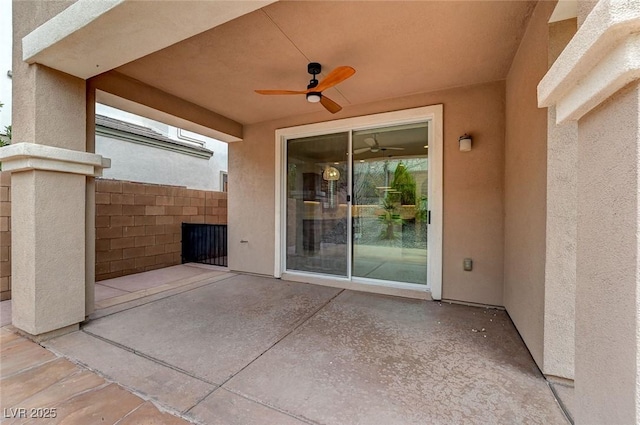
[388,162,416,205]
[353,158,426,241]
[353,161,383,204]
[287,164,297,192]
[378,197,402,240]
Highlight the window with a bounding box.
[221,172,228,192]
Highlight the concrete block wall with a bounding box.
[95,179,227,281]
[0,172,10,301]
[0,174,227,298]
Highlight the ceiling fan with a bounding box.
[354,134,405,155]
[255,62,355,114]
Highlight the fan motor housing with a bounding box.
[308,62,321,75]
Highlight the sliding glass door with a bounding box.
[286,133,349,276]
[284,122,430,287]
[352,124,428,285]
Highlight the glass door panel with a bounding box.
[286,132,349,276]
[352,124,428,284]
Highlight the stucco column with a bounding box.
[2,1,108,339]
[543,18,578,382]
[85,87,97,318]
[576,81,640,424]
[538,1,640,422]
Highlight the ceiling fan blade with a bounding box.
[363,137,377,147]
[255,89,307,95]
[353,147,371,154]
[320,95,342,114]
[315,66,356,92]
[383,147,405,150]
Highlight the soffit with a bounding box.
[115,1,536,125]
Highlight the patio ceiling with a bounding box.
[113,1,536,125]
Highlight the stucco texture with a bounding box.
[574,82,640,425]
[230,81,505,306]
[11,0,88,336]
[12,0,78,146]
[12,170,86,335]
[504,0,555,369]
[543,18,578,381]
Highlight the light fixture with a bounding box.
[306,92,321,103]
[458,134,472,152]
[323,166,340,181]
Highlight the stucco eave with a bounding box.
[91,72,243,143]
[22,0,275,80]
[537,0,640,123]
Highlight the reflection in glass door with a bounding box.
[286,133,349,276]
[352,124,429,284]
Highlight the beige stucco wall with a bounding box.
[230,80,505,306]
[577,0,598,28]
[12,170,86,335]
[503,0,555,368]
[543,18,578,381]
[574,81,640,425]
[11,0,88,336]
[12,1,77,145]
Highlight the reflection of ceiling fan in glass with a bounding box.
[354,134,405,155]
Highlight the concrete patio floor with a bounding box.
[25,270,571,425]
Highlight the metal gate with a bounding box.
[181,223,227,267]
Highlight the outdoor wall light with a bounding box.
[306,93,321,103]
[459,134,472,152]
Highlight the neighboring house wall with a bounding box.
[96,104,228,191]
[96,125,218,191]
[229,80,506,307]
[0,172,10,301]
[95,179,227,281]
[170,127,230,192]
[503,1,555,370]
[98,136,226,191]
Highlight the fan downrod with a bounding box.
[307,62,321,89]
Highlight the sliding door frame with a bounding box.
[274,105,443,299]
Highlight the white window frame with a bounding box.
[220,171,228,192]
